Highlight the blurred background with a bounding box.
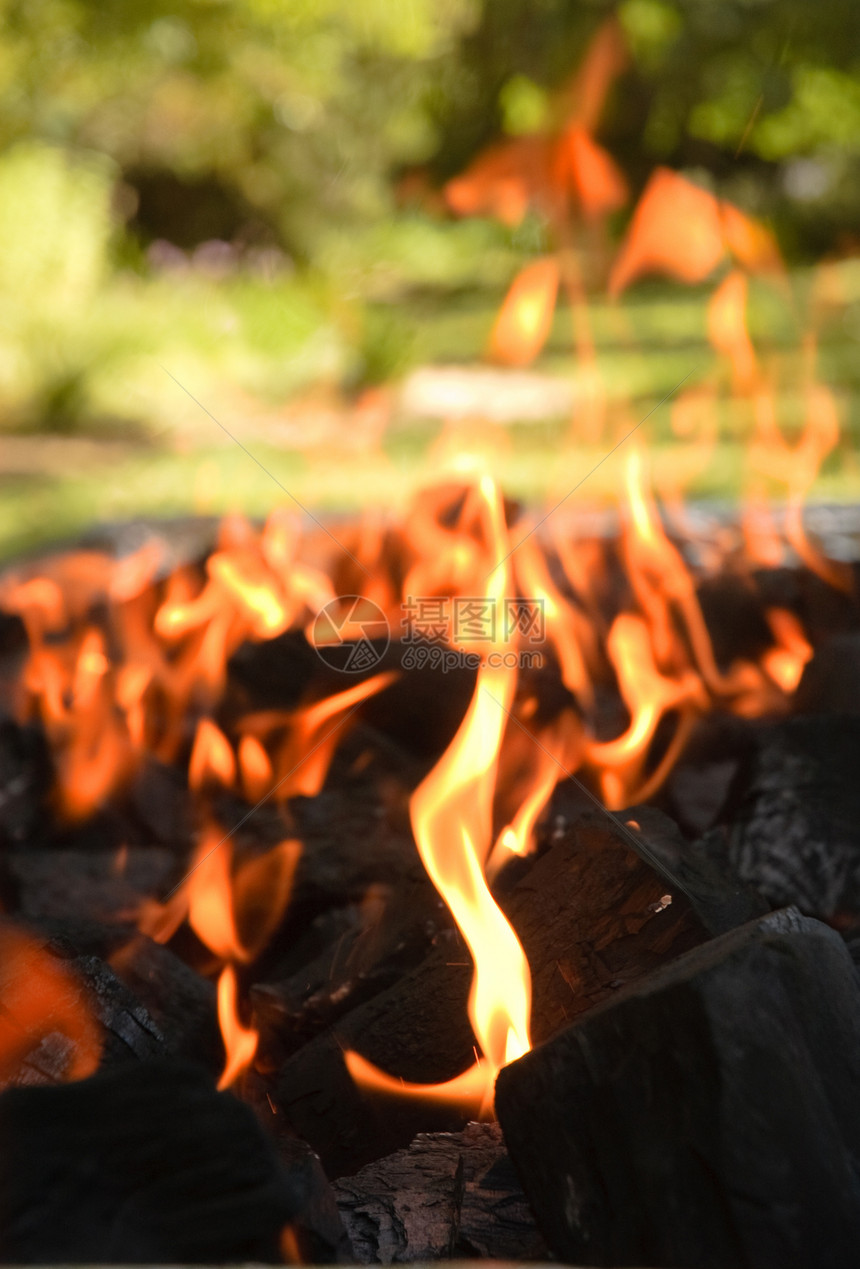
[1,0,859,559]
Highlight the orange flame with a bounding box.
[216,965,259,1091]
[488,257,560,368]
[0,926,102,1087]
[189,718,237,791]
[346,476,531,1114]
[707,269,757,393]
[610,169,782,296]
[749,378,853,593]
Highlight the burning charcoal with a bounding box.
[495,908,860,1269]
[718,714,860,920]
[333,1121,547,1264]
[455,1121,549,1261]
[274,1135,353,1264]
[3,846,177,926]
[514,807,708,1045]
[755,562,860,647]
[108,935,222,1073]
[621,804,768,934]
[272,929,481,1178]
[0,719,52,848]
[695,572,775,670]
[0,1059,299,1263]
[273,810,708,1177]
[0,922,166,1087]
[252,877,449,1059]
[793,631,860,715]
[228,629,478,762]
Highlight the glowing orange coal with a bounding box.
[0,925,102,1087]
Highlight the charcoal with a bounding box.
[333,1121,547,1264]
[274,808,708,1177]
[793,631,860,715]
[3,846,177,926]
[286,782,427,920]
[496,908,860,1269]
[252,876,449,1060]
[621,803,768,934]
[0,1059,298,1263]
[334,1130,463,1263]
[665,756,741,836]
[696,571,775,670]
[129,758,194,850]
[0,720,52,848]
[718,714,860,919]
[454,1122,549,1261]
[0,923,166,1086]
[276,1135,353,1264]
[228,630,478,763]
[107,934,221,1072]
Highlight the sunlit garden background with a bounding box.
[1,0,859,560]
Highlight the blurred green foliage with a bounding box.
[0,0,858,449]
[2,0,857,265]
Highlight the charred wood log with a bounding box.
[333,1122,547,1264]
[0,1059,298,1264]
[621,803,768,934]
[495,907,860,1269]
[252,877,450,1060]
[272,809,709,1177]
[794,632,860,715]
[717,714,860,920]
[3,846,177,926]
[0,719,52,849]
[0,922,166,1086]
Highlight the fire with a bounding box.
[0,69,852,1141]
[488,257,560,368]
[0,925,102,1087]
[609,168,782,296]
[183,830,302,1087]
[216,966,259,1091]
[346,476,532,1114]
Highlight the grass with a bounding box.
[2,258,860,565]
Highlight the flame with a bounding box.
[552,125,627,220]
[189,718,237,791]
[763,608,812,693]
[749,377,853,593]
[610,169,781,297]
[0,925,102,1087]
[488,257,560,367]
[216,965,259,1091]
[563,15,629,133]
[707,269,757,393]
[0,124,853,1133]
[346,476,531,1114]
[445,136,549,228]
[445,19,627,231]
[487,709,581,879]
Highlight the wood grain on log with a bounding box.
[333,1122,547,1264]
